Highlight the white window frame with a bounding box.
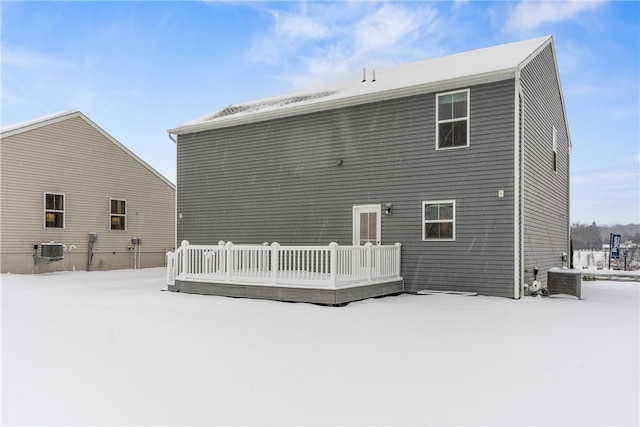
[110,198,127,231]
[436,89,470,150]
[422,200,456,241]
[44,192,65,229]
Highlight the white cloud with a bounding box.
[505,0,606,32]
[249,3,338,65]
[353,4,427,54]
[1,48,72,69]
[273,10,328,40]
[564,84,599,96]
[249,2,443,89]
[609,108,640,121]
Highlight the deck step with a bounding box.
[417,290,477,296]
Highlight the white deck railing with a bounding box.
[166,240,402,289]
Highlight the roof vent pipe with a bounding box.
[372,70,376,82]
[362,68,366,83]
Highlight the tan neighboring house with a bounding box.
[0,110,175,274]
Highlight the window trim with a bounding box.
[436,89,470,150]
[109,198,127,231]
[44,192,65,229]
[422,200,456,241]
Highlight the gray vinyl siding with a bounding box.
[520,44,571,286]
[177,79,517,297]
[0,116,176,273]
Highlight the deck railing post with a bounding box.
[271,242,280,284]
[218,241,225,275]
[180,240,190,279]
[225,241,233,282]
[166,250,174,285]
[262,242,269,278]
[365,242,373,283]
[329,242,338,288]
[395,242,402,279]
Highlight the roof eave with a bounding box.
[1,110,80,138]
[168,69,519,136]
[516,36,572,150]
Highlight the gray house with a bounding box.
[167,36,571,302]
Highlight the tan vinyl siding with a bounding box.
[520,44,571,286]
[0,115,175,273]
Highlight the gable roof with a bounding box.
[169,36,553,135]
[1,110,175,189]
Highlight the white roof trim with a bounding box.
[517,36,571,150]
[1,111,175,189]
[169,36,552,136]
[170,70,518,135]
[546,37,572,150]
[1,110,79,137]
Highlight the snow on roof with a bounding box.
[210,91,338,119]
[0,110,79,136]
[169,36,552,135]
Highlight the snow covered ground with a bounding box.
[2,268,638,426]
[574,249,639,272]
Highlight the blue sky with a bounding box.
[2,1,638,225]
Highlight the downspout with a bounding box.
[87,239,93,271]
[167,132,177,144]
[87,232,98,271]
[567,134,572,268]
[168,131,178,251]
[514,72,525,299]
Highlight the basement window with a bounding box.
[422,200,456,241]
[44,193,65,228]
[437,89,469,149]
[110,199,126,231]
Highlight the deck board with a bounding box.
[170,279,404,305]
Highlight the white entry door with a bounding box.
[352,205,381,246]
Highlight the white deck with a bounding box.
[166,240,402,290]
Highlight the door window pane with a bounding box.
[355,207,380,245]
[360,213,369,241]
[368,213,377,241]
[359,212,377,244]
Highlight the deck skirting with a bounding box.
[170,279,404,305]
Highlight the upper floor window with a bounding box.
[437,89,469,149]
[44,193,65,228]
[110,199,126,231]
[422,200,456,241]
